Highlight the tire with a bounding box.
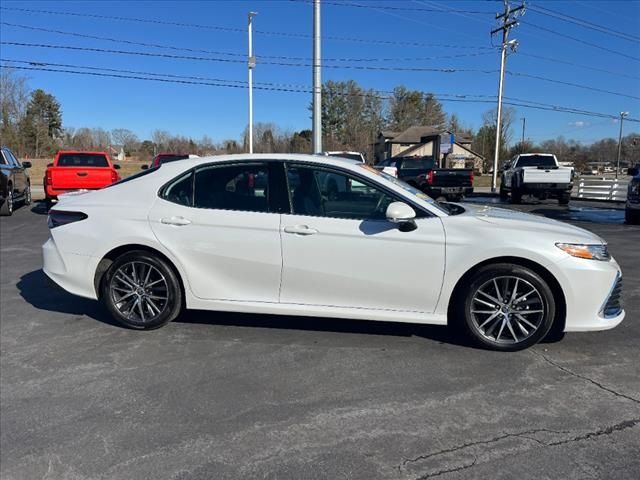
[101,250,183,330]
[499,182,508,200]
[23,183,32,206]
[626,208,640,225]
[511,188,522,204]
[45,197,54,211]
[558,192,570,205]
[1,189,13,216]
[456,263,556,351]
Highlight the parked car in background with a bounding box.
[143,153,200,169]
[0,146,32,216]
[626,164,640,225]
[375,156,473,201]
[323,151,366,163]
[43,154,624,351]
[500,153,574,205]
[44,151,120,209]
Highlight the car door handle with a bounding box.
[160,216,191,226]
[284,225,318,235]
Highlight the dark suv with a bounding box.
[626,164,639,225]
[1,147,32,216]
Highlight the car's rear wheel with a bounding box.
[625,208,640,225]
[1,190,13,216]
[102,251,183,329]
[499,182,508,200]
[510,188,522,204]
[460,264,556,351]
[558,192,570,205]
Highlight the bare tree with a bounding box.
[111,128,139,153]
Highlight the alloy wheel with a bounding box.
[109,261,169,323]
[469,275,545,345]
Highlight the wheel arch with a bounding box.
[447,256,566,336]
[93,243,186,303]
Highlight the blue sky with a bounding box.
[1,0,639,145]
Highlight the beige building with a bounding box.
[374,126,485,173]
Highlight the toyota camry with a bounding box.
[42,154,624,351]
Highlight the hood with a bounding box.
[458,203,605,244]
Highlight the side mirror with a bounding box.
[22,161,32,169]
[47,163,53,167]
[113,164,121,170]
[386,201,417,231]
[628,167,639,176]
[141,164,149,170]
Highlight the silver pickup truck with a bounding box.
[500,153,574,205]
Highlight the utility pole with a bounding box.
[312,0,322,154]
[248,12,257,154]
[490,1,525,192]
[521,117,526,147]
[616,111,629,179]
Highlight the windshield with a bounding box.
[57,153,109,167]
[158,154,190,164]
[328,153,364,162]
[517,155,556,167]
[359,164,449,215]
[401,158,436,170]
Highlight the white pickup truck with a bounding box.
[500,153,574,205]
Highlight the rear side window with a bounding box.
[57,154,109,167]
[193,163,270,212]
[163,171,194,206]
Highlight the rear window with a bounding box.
[158,154,189,164]
[517,155,556,167]
[57,154,109,167]
[401,158,436,170]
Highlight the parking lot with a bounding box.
[1,197,639,480]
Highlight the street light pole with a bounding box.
[248,11,257,154]
[521,117,526,146]
[312,0,322,154]
[616,111,629,179]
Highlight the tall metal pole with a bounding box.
[312,0,322,153]
[491,31,508,192]
[248,12,257,154]
[521,117,526,146]
[616,111,628,179]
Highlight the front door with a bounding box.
[279,164,446,313]
[148,161,282,302]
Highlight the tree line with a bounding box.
[1,69,637,170]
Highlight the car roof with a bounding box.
[159,153,362,171]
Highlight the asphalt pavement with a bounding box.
[1,197,639,480]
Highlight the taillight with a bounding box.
[45,169,52,186]
[47,210,88,229]
[427,170,435,184]
[111,170,119,183]
[470,171,474,184]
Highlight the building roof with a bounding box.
[389,126,442,144]
[380,130,400,139]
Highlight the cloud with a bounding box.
[567,121,590,128]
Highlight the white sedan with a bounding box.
[42,154,624,351]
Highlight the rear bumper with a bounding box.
[519,183,573,195]
[42,237,99,300]
[45,186,103,199]
[422,186,473,196]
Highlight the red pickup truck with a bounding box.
[44,151,120,207]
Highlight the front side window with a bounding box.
[287,165,396,220]
[0,151,8,166]
[194,163,270,212]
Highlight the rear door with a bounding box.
[148,161,283,302]
[279,163,445,312]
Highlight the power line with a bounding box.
[517,52,640,81]
[522,21,640,62]
[0,41,498,73]
[0,22,495,63]
[528,4,640,43]
[0,6,492,50]
[3,62,638,123]
[290,0,494,14]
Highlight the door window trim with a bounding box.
[282,161,434,220]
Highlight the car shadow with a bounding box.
[18,269,563,348]
[30,200,49,215]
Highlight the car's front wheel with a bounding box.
[460,264,556,351]
[102,250,183,329]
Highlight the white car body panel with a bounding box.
[42,153,624,334]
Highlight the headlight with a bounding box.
[556,243,610,261]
